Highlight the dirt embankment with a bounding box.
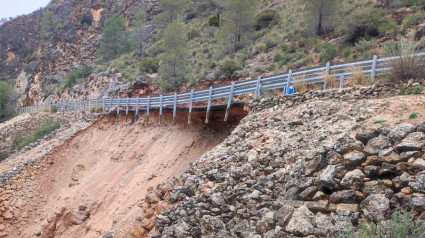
[0,107,247,238]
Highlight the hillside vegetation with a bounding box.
[90,0,425,92]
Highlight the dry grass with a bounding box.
[320,71,338,89]
[382,38,425,82]
[293,75,308,93]
[349,66,370,86]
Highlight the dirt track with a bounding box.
[1,107,247,238]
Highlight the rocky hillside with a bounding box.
[106,83,425,237]
[0,0,159,106]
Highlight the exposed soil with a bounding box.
[1,107,247,238]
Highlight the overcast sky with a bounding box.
[0,0,51,19]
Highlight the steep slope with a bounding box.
[142,85,425,237]
[0,108,244,238]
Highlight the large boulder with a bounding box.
[200,215,226,236]
[388,123,415,143]
[409,172,425,193]
[343,151,365,169]
[417,121,425,133]
[396,132,425,152]
[318,165,340,193]
[360,194,390,222]
[256,212,275,235]
[285,206,315,236]
[329,190,365,204]
[340,169,365,190]
[364,136,391,155]
[273,205,295,227]
[356,129,380,145]
[411,197,425,212]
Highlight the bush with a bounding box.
[343,8,386,43]
[255,9,279,30]
[90,106,103,113]
[281,43,295,53]
[188,29,201,40]
[12,117,64,150]
[217,59,241,78]
[140,57,159,74]
[320,42,338,63]
[378,19,397,37]
[61,65,93,91]
[208,16,219,27]
[79,13,93,27]
[402,13,425,29]
[0,81,17,123]
[382,38,425,82]
[337,211,424,238]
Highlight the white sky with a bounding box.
[0,0,51,19]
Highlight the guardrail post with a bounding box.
[205,86,213,124]
[116,97,120,121]
[188,89,194,124]
[285,70,292,95]
[224,82,235,122]
[108,97,112,119]
[88,99,91,112]
[324,62,330,90]
[371,55,377,84]
[159,94,163,124]
[135,96,139,122]
[125,97,129,122]
[339,74,345,89]
[255,76,262,99]
[79,100,82,112]
[173,93,177,125]
[102,98,105,112]
[147,96,150,125]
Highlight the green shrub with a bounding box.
[188,29,201,40]
[410,112,418,119]
[343,8,386,43]
[90,106,103,113]
[402,13,425,29]
[79,13,93,27]
[255,9,279,30]
[208,16,219,27]
[50,105,58,113]
[378,19,397,37]
[413,85,423,94]
[140,57,159,73]
[320,42,338,63]
[265,39,277,51]
[281,43,295,53]
[338,211,424,238]
[12,117,64,150]
[61,65,93,91]
[217,59,241,78]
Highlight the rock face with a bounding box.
[145,91,425,237]
[0,0,160,106]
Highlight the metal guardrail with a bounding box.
[17,53,424,124]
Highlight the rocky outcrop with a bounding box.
[0,0,160,106]
[141,90,425,237]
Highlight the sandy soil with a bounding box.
[2,108,245,238]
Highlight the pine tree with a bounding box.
[97,14,132,61]
[303,0,339,36]
[0,81,17,122]
[155,0,189,29]
[158,22,188,90]
[130,8,150,57]
[220,0,257,52]
[40,10,63,42]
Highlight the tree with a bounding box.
[158,22,188,90]
[130,8,150,57]
[97,14,133,61]
[220,0,257,52]
[155,0,189,29]
[0,81,18,122]
[40,10,63,42]
[303,0,339,36]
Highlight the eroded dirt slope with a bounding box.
[1,109,242,238]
